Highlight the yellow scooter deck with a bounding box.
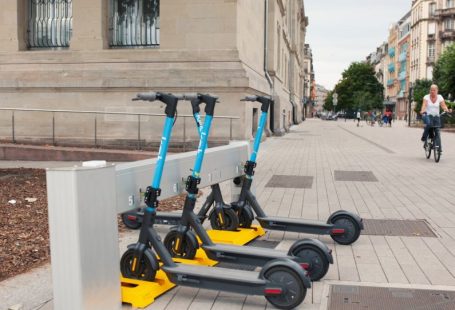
[121,225,265,308]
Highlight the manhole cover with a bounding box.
[334,170,378,182]
[217,240,280,271]
[265,175,314,189]
[328,285,455,309]
[363,219,436,237]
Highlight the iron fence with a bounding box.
[0,107,239,150]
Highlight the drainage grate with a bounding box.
[217,239,280,271]
[265,175,314,189]
[334,170,378,182]
[363,219,436,237]
[328,285,455,309]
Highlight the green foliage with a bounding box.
[412,79,433,114]
[323,91,334,111]
[333,62,384,112]
[433,43,455,99]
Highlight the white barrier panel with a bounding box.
[115,141,249,213]
[46,141,249,310]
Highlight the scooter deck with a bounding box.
[206,225,265,245]
[121,226,264,308]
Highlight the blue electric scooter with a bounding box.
[160,95,332,281]
[208,96,364,245]
[120,92,310,309]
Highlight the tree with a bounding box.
[333,62,384,112]
[412,79,432,114]
[323,91,334,111]
[433,43,455,100]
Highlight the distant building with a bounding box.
[303,43,315,119]
[397,11,411,120]
[314,84,329,113]
[410,0,455,83]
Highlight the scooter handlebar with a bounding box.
[241,96,258,102]
[132,92,158,102]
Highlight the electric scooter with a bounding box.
[121,98,240,231]
[120,92,310,309]
[208,95,364,245]
[161,95,333,281]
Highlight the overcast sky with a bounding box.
[305,0,412,90]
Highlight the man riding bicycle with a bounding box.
[420,84,452,152]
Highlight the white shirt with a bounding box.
[424,94,444,116]
[356,112,360,118]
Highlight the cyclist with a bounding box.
[420,84,452,151]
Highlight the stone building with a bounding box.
[410,0,455,83]
[0,0,310,148]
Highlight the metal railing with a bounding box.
[0,107,239,151]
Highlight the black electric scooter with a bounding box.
[120,92,310,309]
[208,96,364,245]
[162,95,333,281]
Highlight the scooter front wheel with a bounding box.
[290,246,329,281]
[120,248,157,281]
[237,204,254,228]
[163,230,198,259]
[209,208,239,231]
[263,266,306,309]
[330,215,361,245]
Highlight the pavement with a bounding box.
[2,119,455,310]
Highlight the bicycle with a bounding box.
[423,111,452,163]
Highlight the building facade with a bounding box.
[386,23,399,112]
[0,0,311,147]
[302,43,315,119]
[396,11,411,120]
[314,84,328,114]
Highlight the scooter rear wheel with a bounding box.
[330,215,361,245]
[263,266,306,309]
[121,209,142,230]
[291,246,329,281]
[120,248,157,281]
[163,230,198,259]
[209,208,239,231]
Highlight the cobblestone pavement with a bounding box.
[2,119,455,310]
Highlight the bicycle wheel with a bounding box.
[434,133,441,163]
[424,140,431,159]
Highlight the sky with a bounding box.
[305,0,412,90]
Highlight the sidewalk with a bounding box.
[2,119,455,309]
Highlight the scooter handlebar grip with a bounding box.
[241,95,258,102]
[133,92,158,102]
[181,93,199,101]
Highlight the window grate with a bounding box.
[27,0,73,49]
[109,0,160,48]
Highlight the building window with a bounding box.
[444,18,454,30]
[27,0,73,49]
[428,42,435,61]
[447,0,454,8]
[429,2,436,16]
[110,0,160,48]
